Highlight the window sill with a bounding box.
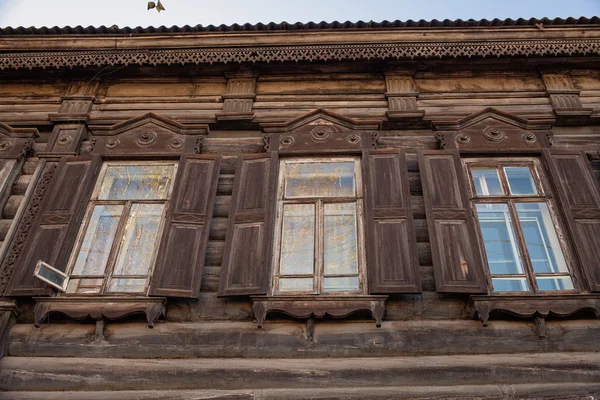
[250,295,388,328]
[33,296,166,328]
[470,294,600,336]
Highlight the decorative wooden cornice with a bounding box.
[434,108,555,152]
[1,39,599,70]
[87,113,208,155]
[0,122,39,159]
[261,109,380,154]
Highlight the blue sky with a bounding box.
[0,0,598,28]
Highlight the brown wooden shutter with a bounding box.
[150,155,221,298]
[362,149,421,293]
[7,156,102,296]
[543,149,600,292]
[419,150,487,293]
[218,153,278,296]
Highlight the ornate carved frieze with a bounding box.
[384,72,424,121]
[0,39,599,70]
[541,72,593,122]
[89,113,209,155]
[216,72,257,121]
[261,109,380,154]
[33,297,167,328]
[434,108,554,152]
[251,295,388,328]
[0,162,56,297]
[0,122,38,160]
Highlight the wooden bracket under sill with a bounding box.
[33,296,167,328]
[250,295,388,328]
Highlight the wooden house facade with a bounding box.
[0,16,599,398]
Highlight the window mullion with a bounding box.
[315,199,323,295]
[101,201,133,295]
[507,200,538,293]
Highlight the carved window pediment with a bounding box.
[89,113,208,155]
[261,109,380,154]
[434,108,553,152]
[0,121,38,159]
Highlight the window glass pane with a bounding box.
[284,161,355,198]
[324,203,359,276]
[108,278,148,293]
[324,276,359,292]
[536,276,574,291]
[279,204,315,275]
[471,168,503,196]
[504,167,537,195]
[98,164,174,200]
[113,204,165,277]
[72,205,124,276]
[66,278,103,294]
[476,204,525,275]
[492,277,529,292]
[278,277,314,292]
[516,202,569,274]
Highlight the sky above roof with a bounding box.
[0,0,598,28]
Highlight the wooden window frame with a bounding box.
[271,156,367,296]
[62,160,178,297]
[464,157,579,295]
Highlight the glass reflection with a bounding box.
[476,204,525,275]
[284,162,355,198]
[505,167,537,195]
[492,278,529,292]
[516,203,568,274]
[99,165,173,200]
[279,277,314,292]
[113,204,164,278]
[108,278,148,293]
[324,277,359,292]
[279,204,315,275]
[536,276,574,291]
[324,203,358,276]
[72,205,123,277]
[472,168,503,196]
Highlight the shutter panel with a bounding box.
[543,149,600,292]
[150,155,220,298]
[7,156,101,296]
[363,149,421,293]
[419,150,487,293]
[218,153,278,296]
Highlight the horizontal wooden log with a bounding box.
[2,350,600,391]
[217,174,234,196]
[213,195,231,218]
[3,383,600,400]
[11,174,32,196]
[0,219,13,241]
[3,195,23,219]
[21,159,39,175]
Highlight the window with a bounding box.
[272,157,365,294]
[65,162,177,295]
[466,159,574,293]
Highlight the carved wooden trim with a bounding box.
[1,39,599,70]
[88,113,208,155]
[0,162,56,296]
[434,108,553,152]
[33,297,167,328]
[541,73,593,122]
[216,73,258,121]
[0,122,39,160]
[471,294,600,328]
[384,73,424,122]
[261,109,380,154]
[250,295,388,328]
